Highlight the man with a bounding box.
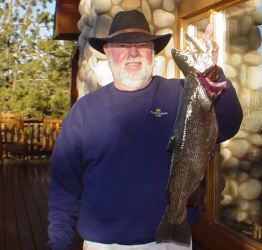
[48,10,242,250]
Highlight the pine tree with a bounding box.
[0,0,74,118]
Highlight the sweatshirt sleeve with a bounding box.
[214,67,243,143]
[48,108,84,249]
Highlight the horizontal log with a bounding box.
[54,3,81,40]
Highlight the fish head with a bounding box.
[184,34,214,72]
[171,48,197,77]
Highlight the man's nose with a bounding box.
[128,45,139,56]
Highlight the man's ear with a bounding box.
[103,44,109,55]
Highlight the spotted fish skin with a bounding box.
[156,49,227,245]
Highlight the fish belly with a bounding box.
[156,73,218,245]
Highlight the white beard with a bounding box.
[107,51,155,90]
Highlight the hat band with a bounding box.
[108,28,152,38]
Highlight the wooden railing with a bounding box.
[1,114,63,162]
[24,119,63,156]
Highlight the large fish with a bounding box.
[156,48,227,245]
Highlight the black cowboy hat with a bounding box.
[89,10,172,55]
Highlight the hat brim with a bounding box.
[89,33,172,55]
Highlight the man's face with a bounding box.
[103,41,155,91]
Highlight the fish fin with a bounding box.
[208,150,215,162]
[187,184,201,207]
[156,214,191,246]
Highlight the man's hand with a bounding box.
[182,23,219,73]
[203,23,219,66]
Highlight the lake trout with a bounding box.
[156,48,227,245]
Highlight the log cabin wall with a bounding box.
[53,0,81,40]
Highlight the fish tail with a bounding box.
[156,214,191,246]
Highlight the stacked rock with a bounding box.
[76,0,182,97]
[220,0,262,234]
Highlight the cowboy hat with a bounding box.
[89,10,172,55]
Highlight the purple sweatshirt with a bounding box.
[48,74,242,249]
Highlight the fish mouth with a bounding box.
[199,76,228,98]
[205,77,227,88]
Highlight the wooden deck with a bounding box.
[0,158,83,250]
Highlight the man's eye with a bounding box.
[114,43,151,49]
[118,44,129,48]
[137,43,150,48]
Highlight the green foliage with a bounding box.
[0,0,74,118]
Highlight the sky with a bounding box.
[40,1,56,37]
[47,1,56,15]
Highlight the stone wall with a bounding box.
[219,0,262,235]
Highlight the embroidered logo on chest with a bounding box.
[151,108,168,117]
